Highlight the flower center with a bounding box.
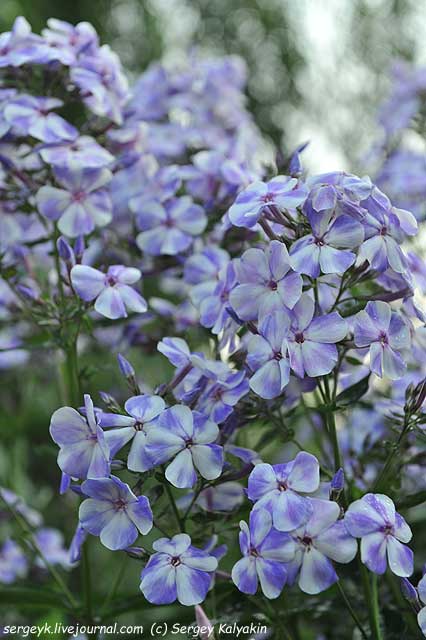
[170,556,181,567]
[165,218,175,228]
[277,481,288,491]
[268,280,278,291]
[300,535,312,548]
[295,332,305,344]
[134,420,145,432]
[106,275,117,286]
[380,226,387,236]
[185,439,193,449]
[314,237,325,247]
[72,190,86,202]
[378,331,388,345]
[249,546,260,557]
[382,523,394,536]
[262,192,274,203]
[273,350,282,361]
[114,498,127,511]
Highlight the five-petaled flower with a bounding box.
[247,452,320,531]
[140,533,218,605]
[79,476,153,551]
[50,394,110,479]
[345,493,413,577]
[71,264,147,320]
[353,301,410,379]
[232,508,295,599]
[145,405,223,488]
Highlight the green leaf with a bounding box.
[0,587,72,611]
[398,490,426,509]
[335,374,370,408]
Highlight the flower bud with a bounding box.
[118,353,135,379]
[331,468,344,492]
[74,235,85,262]
[57,236,75,264]
[400,578,420,609]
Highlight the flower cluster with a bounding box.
[2,16,426,640]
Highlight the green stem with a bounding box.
[63,339,80,406]
[82,543,93,625]
[336,581,368,639]
[163,477,185,532]
[100,558,127,618]
[360,563,383,640]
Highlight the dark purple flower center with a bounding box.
[295,332,305,344]
[378,331,388,345]
[213,387,224,400]
[268,280,278,291]
[72,190,86,202]
[300,535,312,547]
[380,226,387,236]
[277,481,288,491]
[249,546,260,557]
[273,350,282,361]
[314,237,325,247]
[113,498,127,511]
[164,218,175,228]
[134,420,145,431]
[185,439,194,448]
[220,290,229,302]
[170,556,181,567]
[262,192,274,203]
[381,523,394,536]
[106,275,117,286]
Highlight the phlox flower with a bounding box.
[4,94,78,142]
[145,405,223,489]
[290,213,364,277]
[34,528,72,569]
[229,240,303,321]
[286,498,357,594]
[71,264,147,320]
[50,394,110,479]
[100,394,165,472]
[39,135,114,169]
[246,311,291,399]
[287,294,348,378]
[140,533,218,606]
[199,261,239,334]
[247,452,320,531]
[232,508,295,599]
[358,187,417,274]
[345,493,413,577]
[36,167,112,237]
[79,476,152,551]
[353,301,410,379]
[228,175,307,228]
[134,197,207,256]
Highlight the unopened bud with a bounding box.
[194,605,214,640]
[400,578,420,608]
[16,283,39,302]
[118,353,135,378]
[331,468,344,492]
[57,236,75,264]
[74,235,85,262]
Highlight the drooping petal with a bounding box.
[386,537,413,577]
[99,511,137,550]
[94,286,127,319]
[360,532,387,574]
[191,444,223,481]
[140,555,177,604]
[165,449,197,488]
[175,564,212,606]
[232,556,258,594]
[298,547,337,595]
[256,557,287,599]
[126,496,153,535]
